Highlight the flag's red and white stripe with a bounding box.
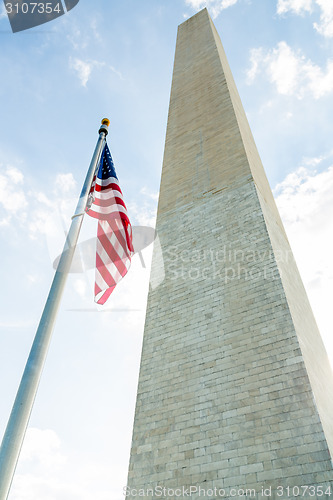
[88,176,130,223]
[86,143,133,304]
[94,219,133,304]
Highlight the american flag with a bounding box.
[86,142,134,304]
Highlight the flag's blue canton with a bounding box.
[97,143,118,180]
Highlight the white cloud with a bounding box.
[11,427,119,500]
[66,18,103,50]
[247,41,333,98]
[0,163,77,247]
[27,207,56,241]
[0,4,7,19]
[307,60,333,97]
[274,161,333,360]
[0,166,28,221]
[55,173,76,193]
[6,166,24,184]
[73,278,88,297]
[27,176,77,243]
[0,216,10,226]
[69,58,96,87]
[109,65,124,80]
[274,165,333,220]
[69,58,123,87]
[66,26,88,50]
[69,59,105,87]
[90,18,103,44]
[185,0,238,18]
[277,0,333,37]
[35,192,54,207]
[246,47,264,84]
[314,0,333,37]
[277,0,312,15]
[267,42,302,95]
[127,200,157,227]
[302,154,325,166]
[20,428,66,467]
[140,186,159,201]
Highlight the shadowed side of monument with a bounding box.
[126,9,333,497]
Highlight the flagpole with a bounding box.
[0,118,110,500]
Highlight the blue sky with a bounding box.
[0,0,333,498]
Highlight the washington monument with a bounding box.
[126,9,333,498]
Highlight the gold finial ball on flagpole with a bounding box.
[99,118,110,136]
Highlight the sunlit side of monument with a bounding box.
[126,9,333,497]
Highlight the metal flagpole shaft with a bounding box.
[0,118,110,500]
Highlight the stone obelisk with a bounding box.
[126,9,333,497]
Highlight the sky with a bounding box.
[0,0,332,498]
